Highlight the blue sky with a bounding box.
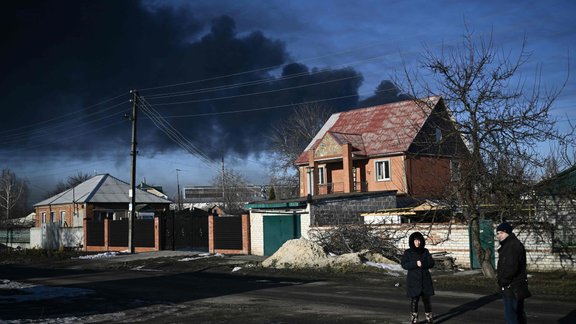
[1,0,574,204]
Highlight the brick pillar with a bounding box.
[242,213,250,254]
[208,215,215,254]
[154,217,160,251]
[307,150,318,196]
[83,217,88,251]
[342,143,353,193]
[104,218,109,251]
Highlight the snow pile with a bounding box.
[179,253,224,262]
[77,251,121,260]
[262,238,403,273]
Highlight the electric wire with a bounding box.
[137,96,218,170]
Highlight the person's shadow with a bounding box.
[433,293,501,323]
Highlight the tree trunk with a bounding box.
[469,217,496,278]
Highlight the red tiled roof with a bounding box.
[295,97,440,165]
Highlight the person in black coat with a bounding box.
[496,222,529,324]
[401,231,435,324]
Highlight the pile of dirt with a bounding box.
[261,238,397,269]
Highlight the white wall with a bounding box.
[29,225,83,250]
[308,223,575,271]
[249,207,311,256]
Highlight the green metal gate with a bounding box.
[469,219,495,269]
[263,214,301,256]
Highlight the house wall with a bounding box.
[301,154,453,198]
[365,155,406,193]
[406,156,452,198]
[35,204,78,228]
[311,192,397,226]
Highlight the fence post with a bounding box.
[154,216,160,251]
[208,215,215,254]
[83,217,88,251]
[104,218,109,251]
[242,213,250,254]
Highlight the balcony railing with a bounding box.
[317,182,368,195]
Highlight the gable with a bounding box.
[315,133,342,158]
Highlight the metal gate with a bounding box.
[263,214,301,256]
[469,219,495,269]
[162,210,209,251]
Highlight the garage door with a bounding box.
[263,214,301,256]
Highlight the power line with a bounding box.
[0,92,128,136]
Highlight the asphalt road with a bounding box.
[1,257,575,323]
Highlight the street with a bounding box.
[1,262,574,323]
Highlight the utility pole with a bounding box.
[128,90,139,254]
[221,153,225,210]
[176,168,182,211]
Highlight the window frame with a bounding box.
[450,160,460,182]
[60,211,66,226]
[318,165,326,185]
[375,159,391,181]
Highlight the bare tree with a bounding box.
[44,172,92,199]
[0,168,28,223]
[267,103,335,199]
[401,30,567,277]
[212,168,250,214]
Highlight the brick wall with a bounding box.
[250,212,264,256]
[308,223,576,271]
[312,193,396,225]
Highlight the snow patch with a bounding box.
[0,279,94,303]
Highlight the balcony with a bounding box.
[317,182,368,195]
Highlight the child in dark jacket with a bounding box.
[401,231,435,324]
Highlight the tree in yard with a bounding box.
[267,103,335,199]
[0,168,29,224]
[401,30,567,278]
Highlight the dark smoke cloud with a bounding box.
[1,0,385,163]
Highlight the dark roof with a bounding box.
[535,165,576,195]
[295,97,441,165]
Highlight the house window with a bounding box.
[435,127,442,143]
[375,160,391,181]
[41,212,46,224]
[318,166,325,185]
[60,211,66,226]
[451,160,460,181]
[49,212,55,223]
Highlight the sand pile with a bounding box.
[261,238,398,269]
[262,238,331,268]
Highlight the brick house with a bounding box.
[246,97,469,256]
[32,173,172,250]
[294,96,468,200]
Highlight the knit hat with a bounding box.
[496,222,513,234]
